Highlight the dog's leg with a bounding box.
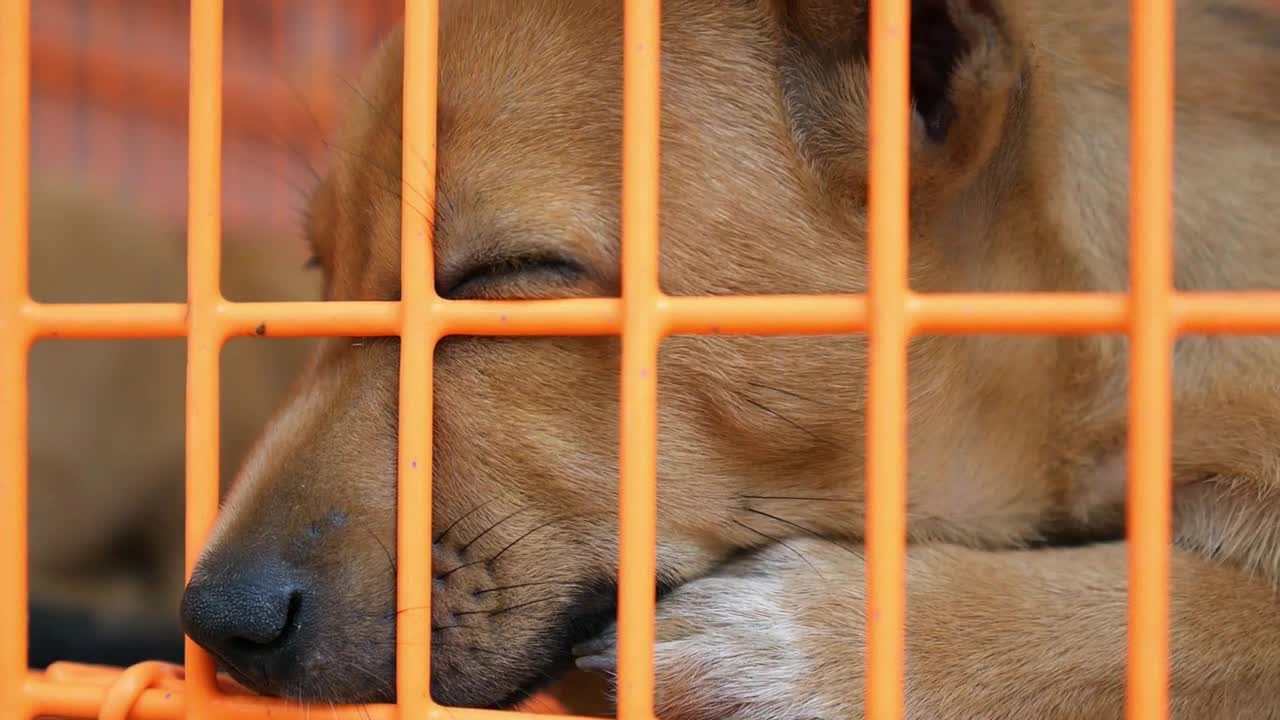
[1174,475,1280,583]
[576,539,1280,720]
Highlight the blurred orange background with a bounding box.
[32,0,402,240]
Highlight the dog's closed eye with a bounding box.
[442,254,585,298]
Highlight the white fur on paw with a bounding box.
[574,574,837,720]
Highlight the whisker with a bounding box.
[746,380,839,408]
[741,494,858,503]
[333,76,433,193]
[740,396,830,445]
[364,524,398,578]
[457,594,562,617]
[435,495,504,544]
[459,505,531,552]
[742,507,860,558]
[231,151,316,206]
[332,74,459,235]
[434,556,486,581]
[473,579,593,595]
[338,75,402,140]
[323,140,434,211]
[278,76,330,181]
[347,662,395,697]
[486,512,604,564]
[732,518,825,580]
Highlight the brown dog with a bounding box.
[181,0,1280,717]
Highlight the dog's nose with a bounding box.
[180,555,305,687]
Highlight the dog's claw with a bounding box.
[574,653,617,674]
[572,636,617,674]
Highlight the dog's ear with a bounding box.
[772,0,1023,197]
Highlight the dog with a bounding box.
[180,0,1280,717]
[27,180,317,666]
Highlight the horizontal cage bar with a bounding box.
[15,292,1280,341]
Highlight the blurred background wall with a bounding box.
[31,0,402,239]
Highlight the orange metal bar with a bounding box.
[33,291,1280,345]
[219,301,402,337]
[26,670,593,720]
[25,676,185,720]
[663,295,866,335]
[184,2,225,718]
[440,298,623,336]
[397,0,439,716]
[1173,292,1280,334]
[19,292,1228,342]
[1,1,32,718]
[865,0,911,718]
[615,0,663,718]
[26,670,595,720]
[22,303,190,338]
[19,300,400,339]
[1127,0,1175,716]
[910,293,1130,335]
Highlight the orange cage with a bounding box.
[4,0,1260,718]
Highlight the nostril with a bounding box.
[281,592,302,641]
[228,591,302,652]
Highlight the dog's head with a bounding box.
[181,0,1025,708]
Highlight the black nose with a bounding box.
[180,555,305,690]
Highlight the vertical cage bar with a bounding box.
[184,1,225,716]
[1126,0,1175,716]
[1,2,32,717]
[397,0,439,715]
[616,0,663,718]
[865,0,911,718]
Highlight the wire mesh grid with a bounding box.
[3,0,1267,718]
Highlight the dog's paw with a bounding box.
[574,548,854,720]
